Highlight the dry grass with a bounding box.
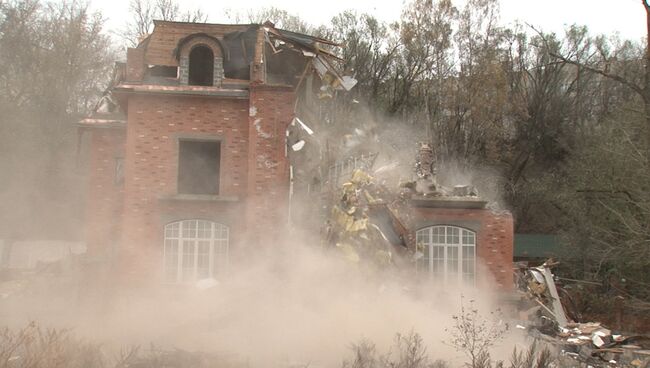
[342,332,559,368]
[0,322,237,368]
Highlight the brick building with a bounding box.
[78,21,326,283]
[410,201,514,289]
[78,20,513,288]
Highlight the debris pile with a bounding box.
[517,261,650,367]
[400,143,479,199]
[324,142,489,268]
[327,169,397,267]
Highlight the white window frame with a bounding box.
[163,219,229,284]
[416,225,476,285]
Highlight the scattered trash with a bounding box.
[516,260,650,367]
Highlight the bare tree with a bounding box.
[0,0,114,240]
[240,6,311,33]
[120,0,207,47]
[546,1,650,150]
[446,298,508,368]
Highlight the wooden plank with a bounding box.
[541,266,569,327]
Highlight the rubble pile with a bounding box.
[518,261,650,367]
[326,168,398,267]
[403,142,478,198]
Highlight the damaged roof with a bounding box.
[141,20,342,67]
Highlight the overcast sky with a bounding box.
[92,0,647,42]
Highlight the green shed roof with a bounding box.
[514,234,560,258]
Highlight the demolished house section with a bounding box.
[315,142,513,289]
[77,19,513,290]
[516,261,650,367]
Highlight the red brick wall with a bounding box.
[410,207,514,290]
[245,85,295,246]
[84,128,125,259]
[126,48,145,82]
[120,94,251,282]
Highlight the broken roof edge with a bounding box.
[152,19,341,50]
[135,33,152,50]
[273,27,341,47]
[153,19,259,27]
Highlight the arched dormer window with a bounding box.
[189,45,214,86]
[416,225,476,285]
[175,33,225,87]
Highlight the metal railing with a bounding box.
[325,152,378,189]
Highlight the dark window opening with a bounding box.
[178,140,221,195]
[223,27,257,80]
[188,46,214,86]
[265,43,305,86]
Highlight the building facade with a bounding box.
[78,21,318,283]
[78,20,514,288]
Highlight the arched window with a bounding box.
[416,225,476,284]
[188,45,214,86]
[163,219,229,283]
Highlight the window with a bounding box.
[163,220,229,283]
[416,225,476,284]
[178,140,221,195]
[188,45,214,86]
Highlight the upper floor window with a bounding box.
[178,139,221,195]
[416,225,476,285]
[164,219,229,283]
[189,45,214,86]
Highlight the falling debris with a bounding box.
[260,21,356,98]
[324,142,497,269]
[311,55,357,99]
[291,140,305,152]
[292,117,314,135]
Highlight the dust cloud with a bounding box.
[1,106,524,367]
[1,230,524,367]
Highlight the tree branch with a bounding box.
[548,51,645,97]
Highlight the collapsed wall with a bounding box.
[319,142,513,290]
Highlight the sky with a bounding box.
[92,0,647,42]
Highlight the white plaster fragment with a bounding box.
[291,140,305,151]
[249,106,257,117]
[293,117,314,135]
[254,118,272,139]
